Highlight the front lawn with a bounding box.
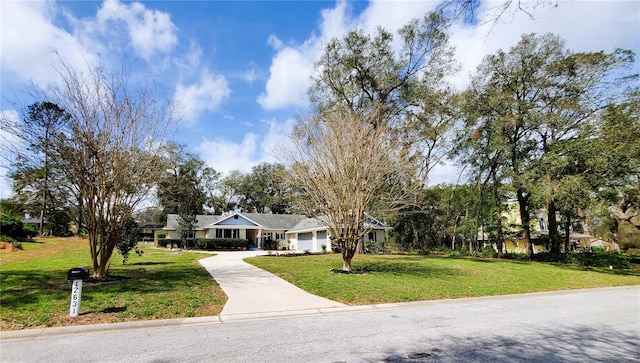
[246,253,640,304]
[0,237,226,330]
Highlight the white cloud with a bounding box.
[0,1,98,88]
[259,118,297,163]
[96,0,177,61]
[259,0,638,112]
[257,1,355,110]
[196,118,296,175]
[173,71,231,126]
[257,46,316,110]
[448,1,640,89]
[257,0,441,111]
[197,133,258,175]
[241,62,260,83]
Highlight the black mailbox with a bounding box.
[67,267,89,282]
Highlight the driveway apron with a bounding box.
[199,251,345,320]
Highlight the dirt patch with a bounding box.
[0,242,20,251]
[330,268,368,275]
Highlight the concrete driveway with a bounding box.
[198,251,345,321]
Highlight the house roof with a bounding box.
[287,214,392,233]
[226,213,307,230]
[287,216,330,233]
[165,214,223,229]
[165,213,307,230]
[164,212,390,232]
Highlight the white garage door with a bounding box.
[316,231,327,250]
[298,232,313,251]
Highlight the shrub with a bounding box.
[194,238,250,250]
[117,218,140,264]
[23,223,38,237]
[157,239,169,248]
[565,251,631,269]
[0,213,26,240]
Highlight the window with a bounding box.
[216,229,239,238]
[368,231,376,242]
[275,232,285,240]
[539,219,547,231]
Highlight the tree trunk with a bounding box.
[563,213,571,253]
[341,239,355,272]
[517,189,533,260]
[610,218,619,244]
[548,199,560,259]
[356,237,365,254]
[491,170,504,258]
[412,220,419,249]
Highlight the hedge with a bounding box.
[195,238,250,250]
[158,238,249,250]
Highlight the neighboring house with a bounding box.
[163,212,391,252]
[497,199,602,253]
[137,221,164,240]
[22,214,51,236]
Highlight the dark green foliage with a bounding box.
[22,223,37,237]
[565,251,631,269]
[116,218,140,264]
[194,238,250,250]
[158,238,249,250]
[0,213,27,240]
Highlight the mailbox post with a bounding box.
[67,267,89,317]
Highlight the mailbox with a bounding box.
[67,267,89,282]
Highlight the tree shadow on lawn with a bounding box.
[549,263,640,277]
[354,260,460,278]
[0,265,216,311]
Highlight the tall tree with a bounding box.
[310,12,455,181]
[591,95,640,234]
[157,146,206,247]
[33,61,174,278]
[285,110,415,272]
[459,33,635,259]
[239,163,292,214]
[1,102,70,235]
[309,12,456,251]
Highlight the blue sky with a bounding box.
[1,0,639,199]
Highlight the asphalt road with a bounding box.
[1,286,638,362]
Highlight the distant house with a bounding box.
[162,212,391,252]
[137,221,164,240]
[492,199,609,253]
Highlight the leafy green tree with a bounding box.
[593,97,640,234]
[116,218,140,264]
[1,102,71,235]
[238,163,292,214]
[459,33,635,259]
[157,146,206,247]
[309,13,456,254]
[0,212,27,239]
[133,206,166,224]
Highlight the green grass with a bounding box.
[246,253,640,304]
[0,238,226,330]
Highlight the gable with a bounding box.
[214,214,260,227]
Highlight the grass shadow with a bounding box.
[128,261,173,266]
[0,263,215,312]
[354,260,459,279]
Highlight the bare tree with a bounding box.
[40,61,174,278]
[284,110,415,272]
